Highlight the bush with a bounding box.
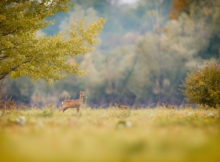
[183,63,220,108]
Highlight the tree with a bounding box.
[183,63,220,108]
[169,0,190,19]
[169,0,220,60]
[0,0,105,84]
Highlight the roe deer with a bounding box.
[60,91,85,112]
[118,104,129,110]
[163,102,175,109]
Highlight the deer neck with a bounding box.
[79,95,84,102]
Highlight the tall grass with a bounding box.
[0,107,219,162]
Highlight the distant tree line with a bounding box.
[1,0,219,107]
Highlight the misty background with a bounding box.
[1,0,219,107]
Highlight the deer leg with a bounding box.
[76,107,80,113]
[63,107,68,112]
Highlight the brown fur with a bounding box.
[164,102,175,109]
[60,91,85,112]
[118,104,129,109]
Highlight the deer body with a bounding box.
[118,104,129,109]
[163,102,175,109]
[61,91,85,112]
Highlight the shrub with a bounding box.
[183,63,220,108]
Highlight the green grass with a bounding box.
[0,107,220,162]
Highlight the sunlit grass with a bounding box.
[0,107,219,162]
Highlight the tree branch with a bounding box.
[0,46,19,53]
[0,60,31,80]
[0,29,17,37]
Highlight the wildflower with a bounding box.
[207,113,215,118]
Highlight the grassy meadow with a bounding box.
[0,106,220,162]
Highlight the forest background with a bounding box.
[1,0,219,108]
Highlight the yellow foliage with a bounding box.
[183,63,220,108]
[0,0,105,83]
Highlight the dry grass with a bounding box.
[0,106,220,162]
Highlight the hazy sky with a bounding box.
[121,0,139,4]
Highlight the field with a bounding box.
[0,106,220,162]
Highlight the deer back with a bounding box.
[62,99,81,108]
[118,104,129,109]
